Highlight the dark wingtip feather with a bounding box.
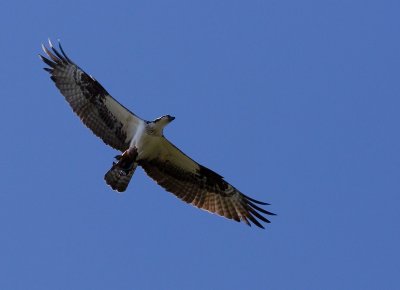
[39,54,56,68]
[243,194,270,205]
[246,214,265,229]
[49,39,67,63]
[247,206,271,224]
[41,43,47,55]
[241,216,251,227]
[41,43,60,63]
[57,39,73,63]
[240,193,275,228]
[41,39,74,66]
[246,199,275,216]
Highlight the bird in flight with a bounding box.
[39,40,275,228]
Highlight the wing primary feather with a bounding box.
[246,206,271,223]
[39,55,55,68]
[42,44,59,63]
[243,193,270,205]
[246,199,276,216]
[58,40,73,63]
[244,213,264,229]
[49,41,67,63]
[240,215,252,227]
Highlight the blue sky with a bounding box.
[1,0,399,289]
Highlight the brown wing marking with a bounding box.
[140,158,275,229]
[40,40,141,151]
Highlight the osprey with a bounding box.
[39,40,275,228]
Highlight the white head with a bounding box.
[148,115,175,136]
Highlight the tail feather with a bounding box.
[104,162,137,192]
[104,147,138,192]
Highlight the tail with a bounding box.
[104,147,138,192]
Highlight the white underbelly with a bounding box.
[129,126,161,160]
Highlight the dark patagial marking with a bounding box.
[139,158,276,228]
[197,165,229,192]
[79,73,108,100]
[73,71,127,143]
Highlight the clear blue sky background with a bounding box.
[0,1,399,289]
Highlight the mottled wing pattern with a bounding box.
[140,139,275,228]
[40,40,142,151]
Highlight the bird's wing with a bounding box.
[139,138,275,228]
[39,40,143,152]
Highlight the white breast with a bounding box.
[129,123,162,160]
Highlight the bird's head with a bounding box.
[149,115,175,135]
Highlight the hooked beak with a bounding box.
[168,115,175,121]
